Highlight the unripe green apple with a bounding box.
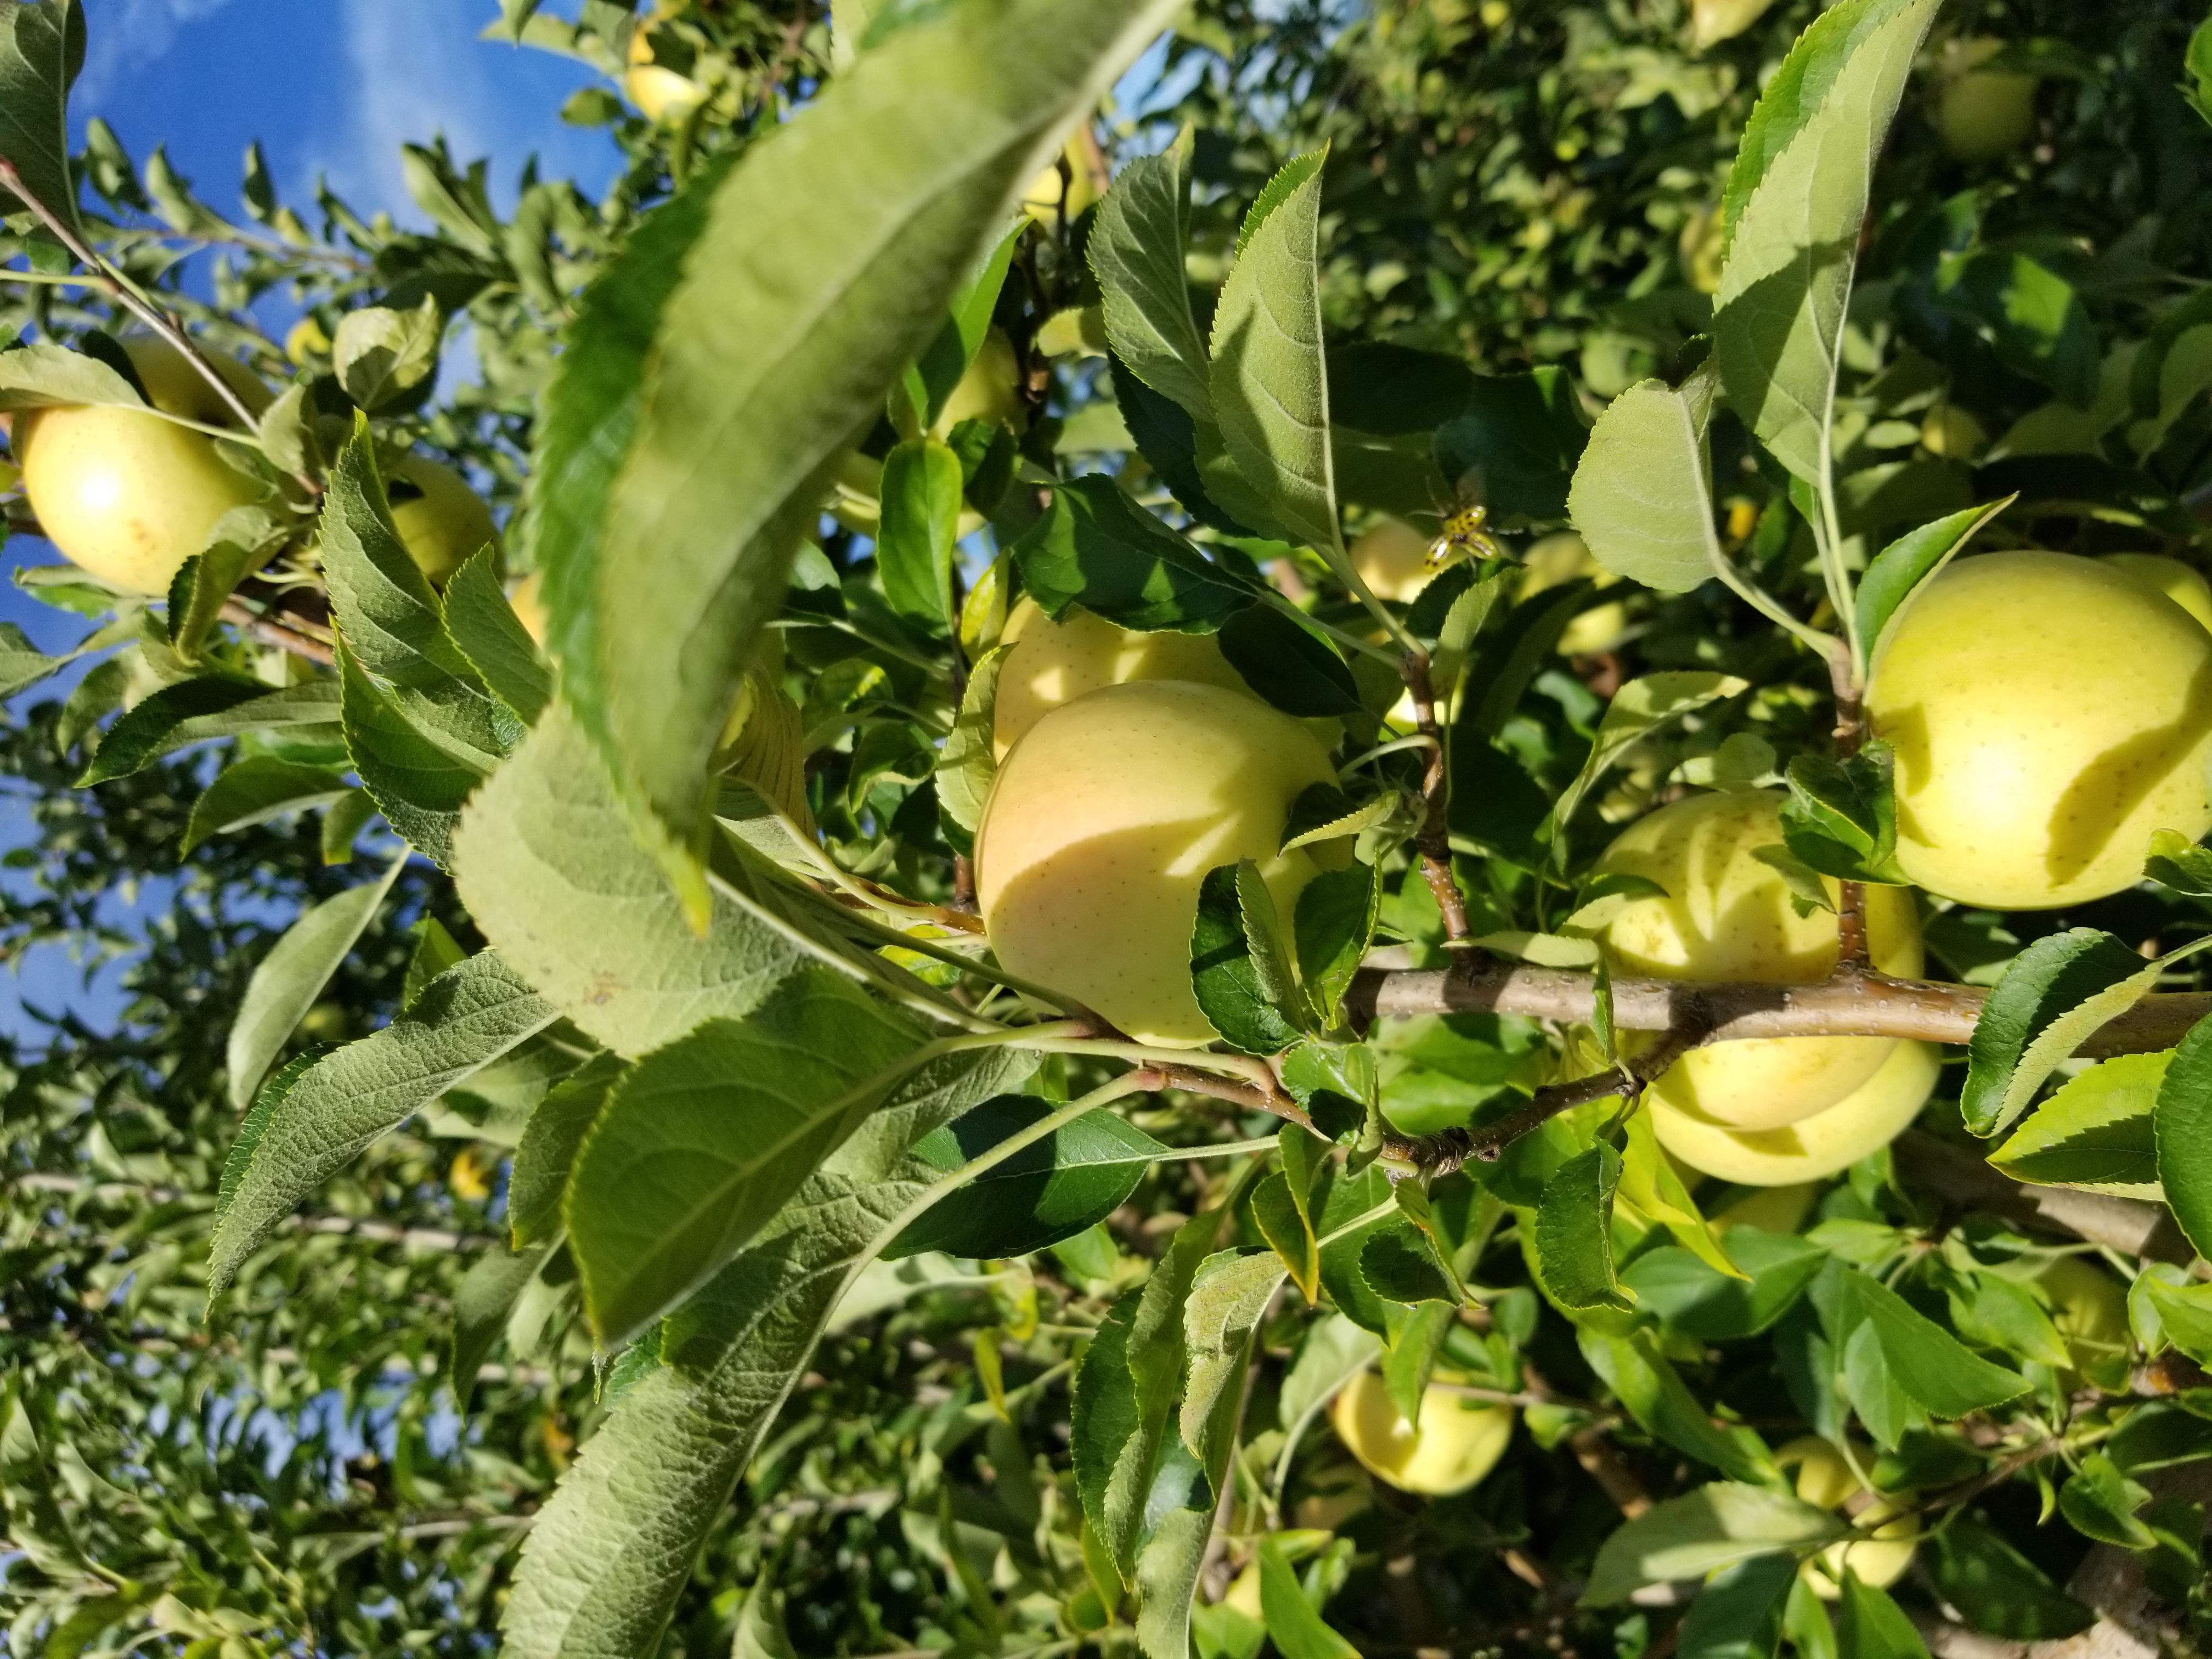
[2102,553,2212,633]
[1777,1436,1920,1596]
[16,335,272,594]
[1520,532,1628,657]
[1865,550,2212,910]
[2038,1254,2130,1386]
[1597,791,1923,1131]
[384,453,499,587]
[1351,516,1434,603]
[1937,39,2039,163]
[1650,1039,1940,1186]
[1331,1371,1513,1496]
[977,680,1336,1045]
[992,597,1252,757]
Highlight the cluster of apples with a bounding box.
[976,540,2212,1197]
[9,333,499,597]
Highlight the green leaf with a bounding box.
[891,1092,1170,1260]
[1192,862,1305,1056]
[1568,374,1721,594]
[1012,475,1260,632]
[1854,500,2012,665]
[1582,1326,1776,1484]
[547,0,1182,914]
[443,548,551,723]
[336,641,486,870]
[321,788,377,865]
[2155,1012,2212,1259]
[1534,1143,1633,1312]
[1713,0,1940,483]
[1923,1520,2094,1642]
[0,0,83,235]
[1942,1271,2070,1370]
[1072,1210,1220,1585]
[76,675,272,786]
[169,505,285,662]
[450,1240,550,1403]
[1833,1271,2028,1419]
[1835,1573,1931,1659]
[0,340,140,412]
[1180,1249,1286,1486]
[1210,152,1335,554]
[1216,605,1361,718]
[1990,1051,2167,1197]
[1779,743,1906,885]
[1254,1171,1319,1303]
[2141,1273,2212,1364]
[210,952,561,1294]
[1548,672,1747,841]
[1257,1534,1357,1659]
[1621,1228,1826,1340]
[732,1582,801,1659]
[877,437,963,632]
[499,1043,1034,1657]
[0,619,66,700]
[1677,1554,1797,1659]
[508,1055,623,1249]
[321,419,482,690]
[1273,1311,1381,1475]
[906,219,1022,428]
[1294,864,1380,1030]
[2146,828,2212,898]
[1963,928,2166,1137]
[225,855,405,1112]
[1584,1483,1845,1606]
[1359,1224,1454,1306]
[452,703,816,1057]
[182,758,351,856]
[565,967,922,1346]
[2057,1452,2155,1549]
[1431,367,1589,522]
[935,640,1008,837]
[332,298,442,410]
[1090,126,1209,420]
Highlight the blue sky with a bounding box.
[1,1,624,1041]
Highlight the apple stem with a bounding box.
[1826,635,1874,972]
[0,159,320,500]
[1401,646,1475,950]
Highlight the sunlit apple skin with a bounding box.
[1598,791,1923,1130]
[2102,554,2212,633]
[385,454,499,586]
[977,680,1336,1046]
[1866,551,2212,910]
[1651,1040,1940,1187]
[1351,517,1434,603]
[992,597,1251,757]
[1330,1372,1514,1496]
[16,335,271,595]
[1778,1436,1920,1597]
[932,328,1026,436]
[1938,40,2039,163]
[509,569,549,645]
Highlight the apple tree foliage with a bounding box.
[7,1,2212,1656]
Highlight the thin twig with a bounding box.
[1402,647,1472,946]
[220,599,336,665]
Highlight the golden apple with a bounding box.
[1020,139,1103,226]
[2038,1254,2130,1385]
[1776,1436,1920,1597]
[933,328,1026,437]
[2102,554,2212,633]
[16,334,272,594]
[977,680,1335,1045]
[509,569,549,645]
[1690,0,1778,50]
[1598,790,1923,1131]
[384,453,499,586]
[1678,204,1725,295]
[1650,1040,1940,1187]
[992,597,1252,757]
[1330,1372,1513,1496]
[1351,517,1434,603]
[1937,39,2039,163]
[625,15,706,124]
[1865,550,2212,909]
[1920,404,1987,460]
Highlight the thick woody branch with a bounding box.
[1350,962,2212,1058]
